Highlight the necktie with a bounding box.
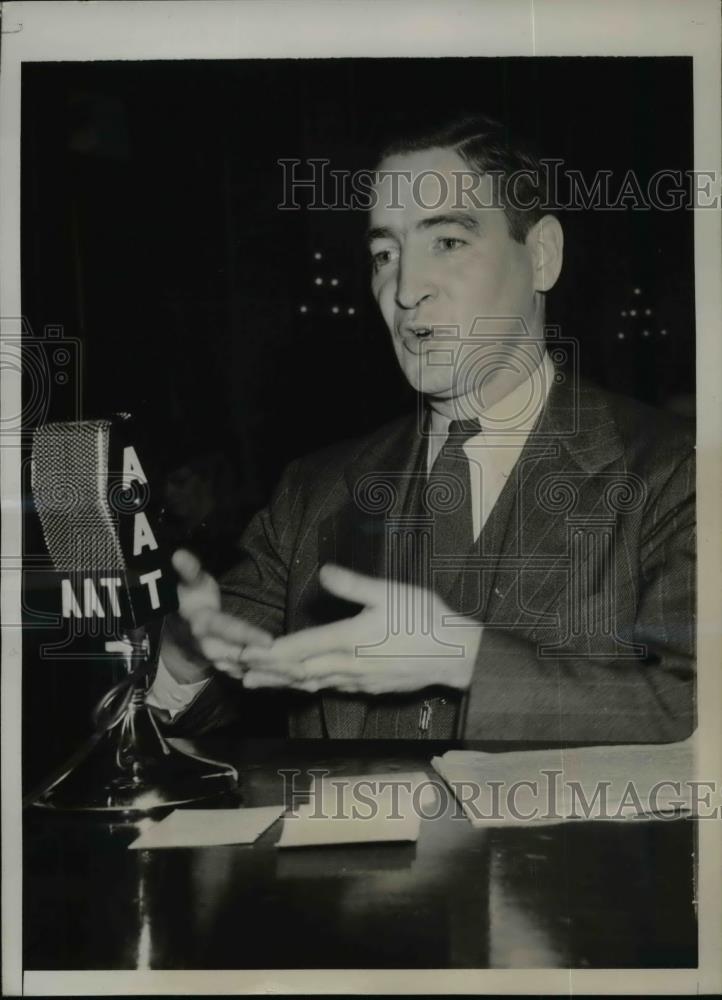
[426,418,480,560]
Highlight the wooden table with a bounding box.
[23,736,697,970]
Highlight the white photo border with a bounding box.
[1,0,720,995]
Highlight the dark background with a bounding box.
[21,57,694,785]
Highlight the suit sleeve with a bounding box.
[462,450,696,742]
[153,459,303,736]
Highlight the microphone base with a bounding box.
[31,733,240,814]
[30,699,240,815]
[28,628,240,815]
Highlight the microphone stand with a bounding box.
[26,625,240,814]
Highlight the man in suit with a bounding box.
[149,115,695,742]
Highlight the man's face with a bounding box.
[369,147,540,405]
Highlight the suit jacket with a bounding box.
[166,372,696,743]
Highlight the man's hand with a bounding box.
[242,564,483,694]
[161,549,273,685]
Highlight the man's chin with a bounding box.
[400,364,453,399]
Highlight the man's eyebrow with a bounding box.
[366,225,396,244]
[416,212,481,233]
[366,212,481,245]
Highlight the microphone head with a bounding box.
[31,414,178,631]
[32,418,124,573]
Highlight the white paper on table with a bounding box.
[277,771,434,848]
[277,802,421,848]
[307,770,438,815]
[128,805,285,849]
[432,733,697,827]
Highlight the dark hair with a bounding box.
[379,113,550,243]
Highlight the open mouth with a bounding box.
[400,327,437,355]
[399,324,435,345]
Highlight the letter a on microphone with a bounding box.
[133,511,159,556]
[122,445,148,487]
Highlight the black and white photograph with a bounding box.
[1,1,721,995]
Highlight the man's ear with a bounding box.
[528,214,564,292]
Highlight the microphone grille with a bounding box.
[32,420,127,573]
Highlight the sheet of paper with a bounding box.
[431,733,696,827]
[431,736,695,827]
[277,802,421,848]
[128,805,285,849]
[278,772,432,848]
[307,770,437,814]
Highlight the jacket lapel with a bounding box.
[483,373,626,631]
[319,411,427,737]
[337,411,427,575]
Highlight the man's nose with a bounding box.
[394,254,436,311]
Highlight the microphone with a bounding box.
[31,414,177,632]
[27,415,238,813]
